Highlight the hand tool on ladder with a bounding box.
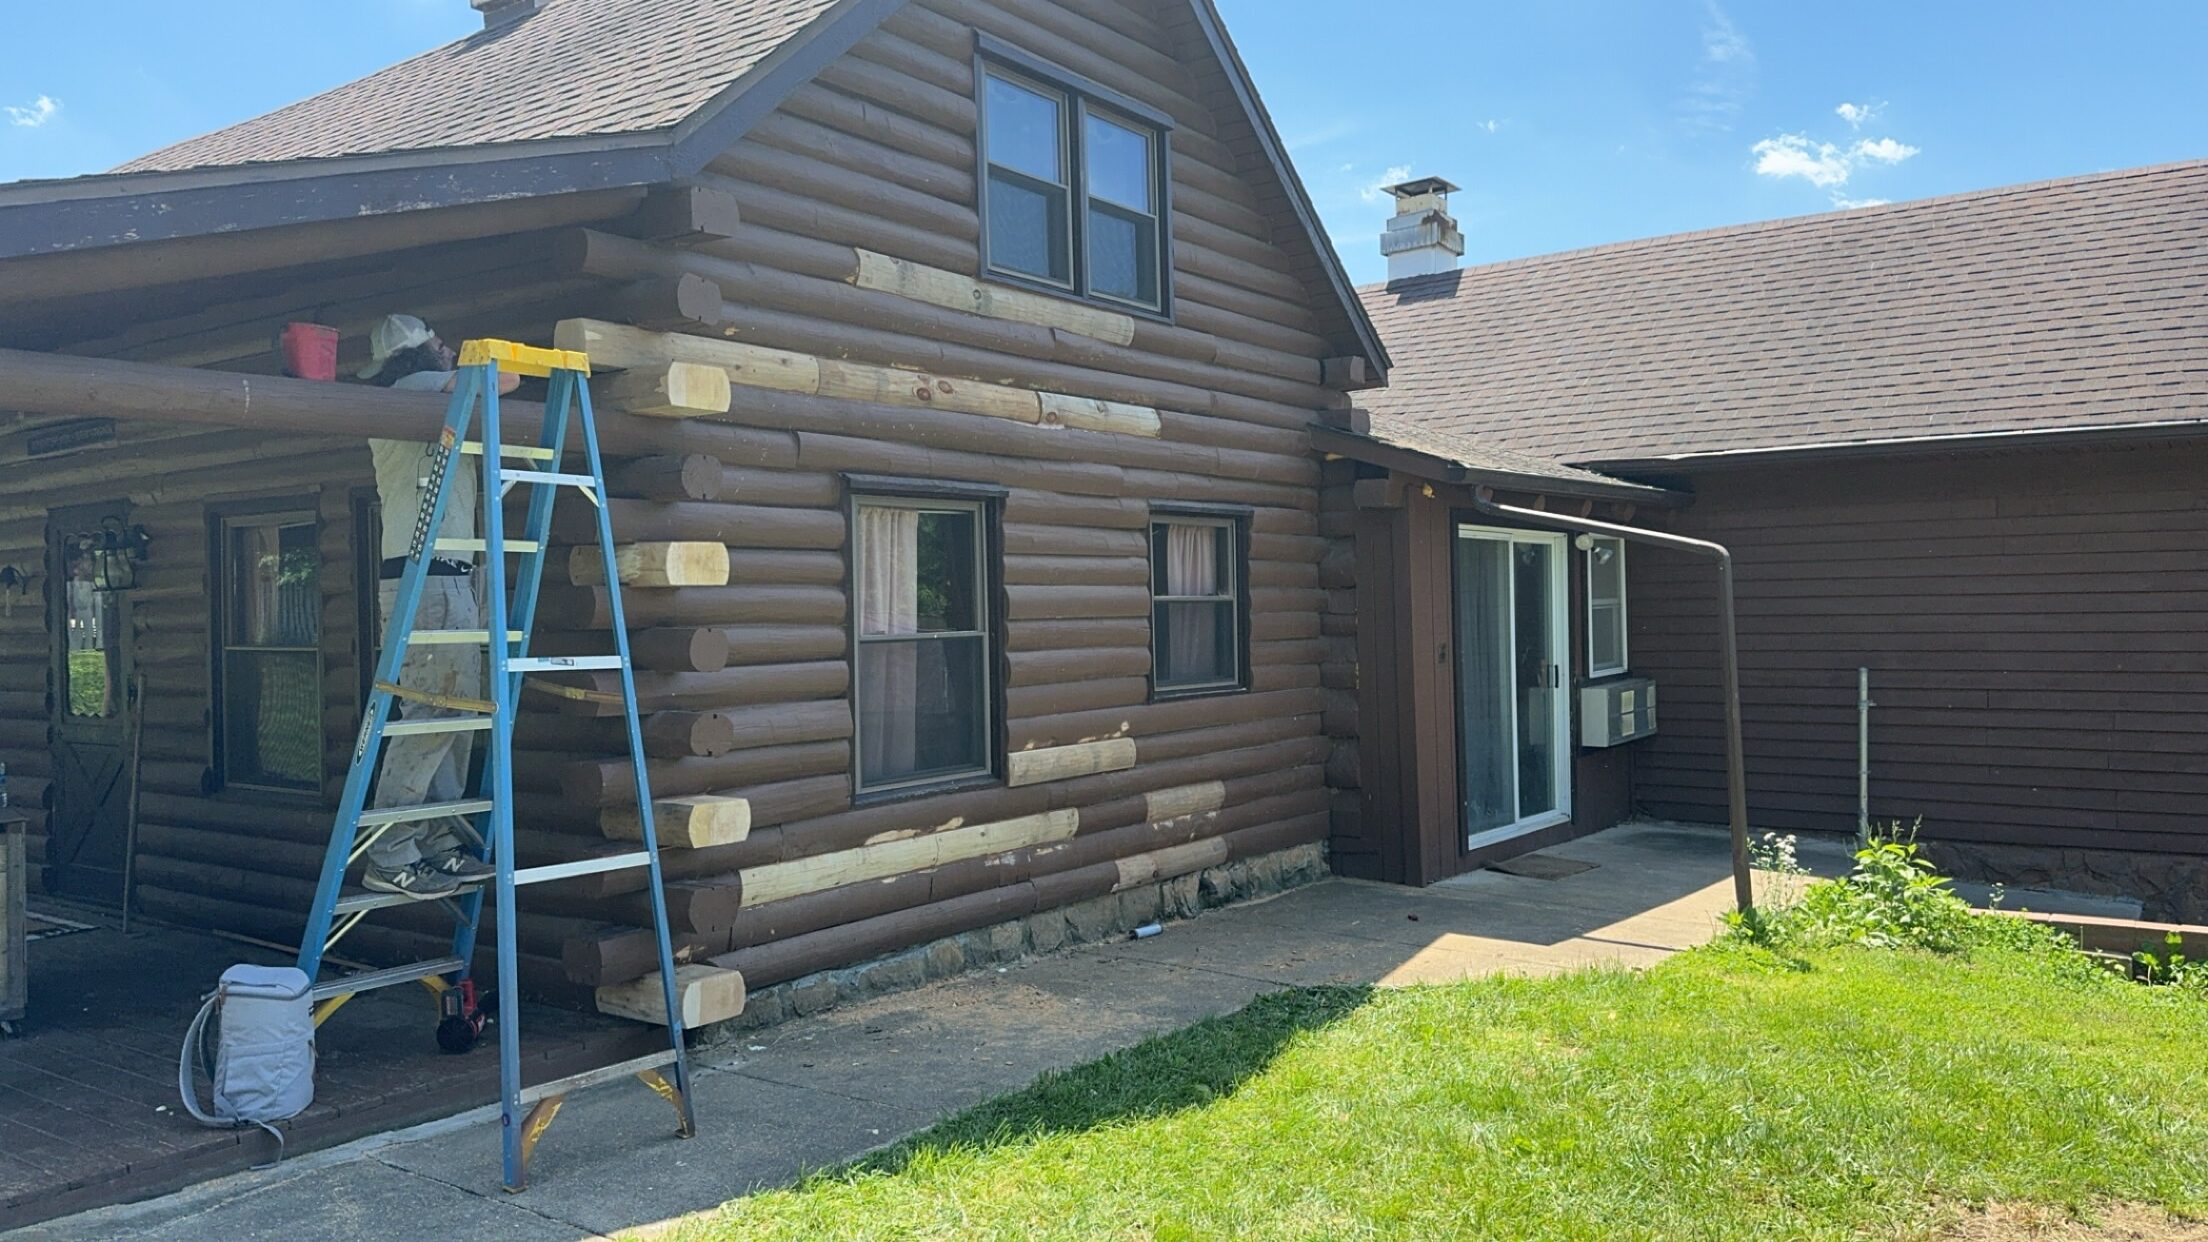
[294,339,695,1191]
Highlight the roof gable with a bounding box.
[1361,159,2208,467]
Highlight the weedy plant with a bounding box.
[2134,932,2208,994]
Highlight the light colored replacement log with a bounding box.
[596,361,733,418]
[595,963,747,1026]
[1006,738,1140,788]
[1144,780,1228,823]
[570,542,731,588]
[602,795,753,848]
[850,248,1137,346]
[740,808,1079,909]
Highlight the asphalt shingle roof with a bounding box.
[115,0,842,174]
[1358,160,2208,466]
[1346,414,1660,495]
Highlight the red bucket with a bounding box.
[278,322,340,381]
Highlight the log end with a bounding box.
[595,963,746,1027]
[602,794,753,848]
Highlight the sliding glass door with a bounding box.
[1454,526,1571,849]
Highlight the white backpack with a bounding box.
[179,964,316,1155]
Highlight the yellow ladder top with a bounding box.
[458,338,592,378]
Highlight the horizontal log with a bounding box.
[1006,618,1151,653]
[554,500,845,548]
[723,624,846,665]
[602,794,754,848]
[538,583,844,630]
[569,542,731,588]
[850,247,1134,345]
[532,626,728,674]
[738,808,1079,909]
[537,661,850,716]
[561,739,849,806]
[1004,584,1152,621]
[1006,645,1154,688]
[596,964,746,1027]
[1006,676,1148,719]
[1006,738,1139,787]
[717,465,843,508]
[515,709,738,760]
[594,361,732,418]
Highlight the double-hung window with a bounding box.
[980,40,1171,313]
[1585,535,1628,678]
[1150,512,1247,696]
[216,506,324,792]
[852,493,998,794]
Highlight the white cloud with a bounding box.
[1475,119,1503,135]
[5,96,59,129]
[1753,134,1853,187]
[1287,120,1358,153]
[1700,2,1752,65]
[1830,193,1890,209]
[1852,136,1918,164]
[1359,164,1414,205]
[1835,101,1880,129]
[1679,2,1757,132]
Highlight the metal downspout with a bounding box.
[1468,487,1754,914]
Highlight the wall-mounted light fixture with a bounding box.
[78,518,151,592]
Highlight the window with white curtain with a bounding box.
[217,507,323,792]
[852,496,994,793]
[1150,515,1245,695]
[1586,535,1628,678]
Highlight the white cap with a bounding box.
[357,313,436,379]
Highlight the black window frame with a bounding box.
[208,496,326,798]
[1147,502,1252,701]
[844,475,1010,803]
[975,33,1176,319]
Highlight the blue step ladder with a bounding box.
[294,339,694,1191]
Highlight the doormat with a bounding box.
[24,911,98,943]
[1488,854,1598,881]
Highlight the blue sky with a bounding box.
[3,1,2202,285]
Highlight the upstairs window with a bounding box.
[980,42,1171,314]
[1585,535,1628,678]
[1150,512,1247,696]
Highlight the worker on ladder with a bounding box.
[355,313,518,900]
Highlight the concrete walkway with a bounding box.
[17,822,1846,1242]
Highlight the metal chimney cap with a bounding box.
[1385,176,1461,201]
[471,0,547,29]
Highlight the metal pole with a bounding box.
[1470,488,1754,913]
[1857,667,1873,847]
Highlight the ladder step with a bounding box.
[435,538,543,555]
[508,655,624,673]
[514,852,653,886]
[334,882,483,914]
[359,799,494,828]
[460,441,558,462]
[521,1050,677,1107]
[501,468,599,488]
[384,716,494,737]
[412,629,527,645]
[309,956,466,1002]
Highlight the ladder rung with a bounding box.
[435,538,543,555]
[508,656,624,673]
[501,468,598,488]
[359,799,494,828]
[521,1050,678,1107]
[514,852,653,886]
[384,716,494,737]
[310,956,466,1002]
[412,630,527,645]
[333,884,483,915]
[460,441,558,462]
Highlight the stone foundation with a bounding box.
[701,841,1331,1038]
[1923,838,2208,924]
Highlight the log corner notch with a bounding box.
[595,963,746,1027]
[602,794,752,848]
[1006,738,1139,788]
[569,542,731,588]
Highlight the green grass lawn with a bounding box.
[659,941,2208,1241]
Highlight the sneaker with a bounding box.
[362,862,464,901]
[427,850,497,883]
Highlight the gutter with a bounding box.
[1467,487,1754,915]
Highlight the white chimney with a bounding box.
[1380,176,1465,281]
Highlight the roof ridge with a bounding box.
[1359,156,2208,295]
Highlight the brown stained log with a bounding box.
[538,583,844,630]
[532,627,728,674]
[743,774,852,828]
[1006,618,1151,655]
[751,110,973,204]
[717,699,853,751]
[516,710,739,760]
[710,884,1037,989]
[537,662,849,717]
[821,34,976,134]
[794,430,1122,498]
[718,466,843,508]
[1006,676,1148,719]
[1004,584,1152,622]
[1002,555,1149,587]
[602,794,753,848]
[1003,491,1149,530]
[1006,646,1153,689]
[1002,525,1147,558]
[596,964,746,1027]
[700,173,975,276]
[728,549,847,587]
[1137,714,1321,766]
[723,624,846,666]
[568,542,731,588]
[628,183,745,243]
[594,361,733,418]
[714,140,977,242]
[552,500,846,549]
[604,454,725,501]
[1005,738,1139,788]
[778,81,972,173]
[561,740,849,807]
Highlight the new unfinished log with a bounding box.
[738,808,1079,909]
[1006,738,1139,787]
[569,542,731,588]
[595,964,747,1026]
[596,362,732,418]
[850,247,1135,345]
[602,795,753,848]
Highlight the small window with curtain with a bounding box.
[1151,514,1246,696]
[852,495,997,794]
[1586,535,1628,678]
[216,507,324,793]
[979,41,1171,314]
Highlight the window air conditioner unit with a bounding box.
[1581,677,1657,748]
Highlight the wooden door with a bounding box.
[44,502,134,903]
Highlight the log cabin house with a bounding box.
[1344,164,2208,919]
